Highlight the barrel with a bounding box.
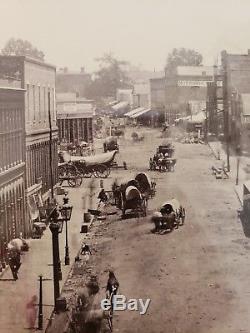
[84,212,91,223]
[80,224,88,233]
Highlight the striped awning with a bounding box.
[112,101,129,111]
[124,107,145,117]
[131,108,151,118]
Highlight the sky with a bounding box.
[0,0,250,72]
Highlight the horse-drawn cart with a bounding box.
[120,185,147,218]
[59,151,117,180]
[151,199,185,233]
[149,142,176,172]
[112,177,147,218]
[135,172,156,198]
[131,132,144,142]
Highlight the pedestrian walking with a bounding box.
[26,295,37,330]
[80,243,92,262]
[8,248,21,280]
[106,271,119,298]
[98,189,108,204]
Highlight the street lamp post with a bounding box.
[48,194,73,310]
[60,195,73,266]
[49,217,61,308]
[64,221,69,266]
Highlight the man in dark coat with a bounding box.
[98,189,108,203]
[8,249,21,280]
[106,271,119,298]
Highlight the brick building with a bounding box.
[0,87,26,268]
[230,93,250,154]
[165,66,214,123]
[0,56,58,233]
[221,50,250,148]
[149,77,166,125]
[56,67,91,97]
[206,73,223,137]
[150,77,165,110]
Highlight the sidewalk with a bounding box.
[208,141,250,206]
[0,179,100,333]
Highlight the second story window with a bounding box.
[38,86,41,121]
[44,87,47,123]
[26,84,30,120]
[33,85,36,121]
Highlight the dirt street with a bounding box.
[78,127,250,333]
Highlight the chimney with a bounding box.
[80,67,85,73]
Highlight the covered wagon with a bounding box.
[112,177,147,218]
[151,199,185,232]
[121,185,147,218]
[72,151,118,178]
[135,172,156,198]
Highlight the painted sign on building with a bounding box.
[177,80,213,87]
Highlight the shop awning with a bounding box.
[131,108,151,118]
[112,101,129,111]
[124,107,145,117]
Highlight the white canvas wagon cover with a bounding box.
[125,186,142,201]
[160,199,181,212]
[70,151,117,166]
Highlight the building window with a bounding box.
[33,85,36,121]
[49,88,55,123]
[44,87,47,123]
[38,86,41,121]
[26,84,30,120]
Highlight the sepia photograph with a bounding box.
[1,0,250,332]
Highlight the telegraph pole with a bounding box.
[221,51,230,172]
[48,92,54,198]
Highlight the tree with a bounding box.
[165,48,203,72]
[86,53,131,100]
[1,38,44,61]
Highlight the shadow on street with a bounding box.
[239,213,250,237]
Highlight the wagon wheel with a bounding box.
[67,173,78,187]
[67,165,82,187]
[82,166,92,178]
[94,164,110,178]
[73,174,83,187]
[74,163,86,178]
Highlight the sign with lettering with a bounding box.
[177,80,222,87]
[177,80,213,87]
